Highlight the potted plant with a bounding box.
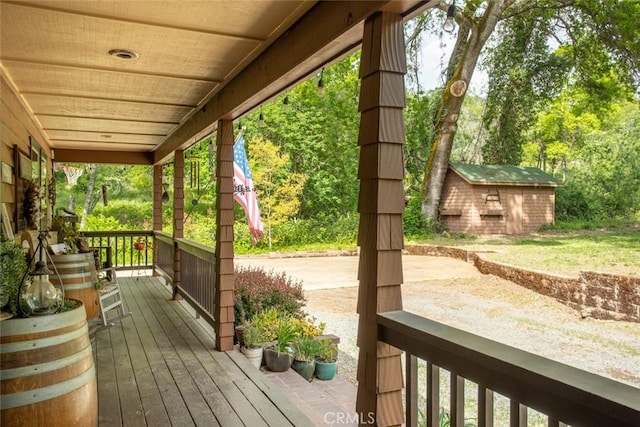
[0,240,29,318]
[291,337,320,381]
[315,339,338,380]
[263,317,295,372]
[240,324,265,369]
[134,237,146,251]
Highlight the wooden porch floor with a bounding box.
[92,275,313,427]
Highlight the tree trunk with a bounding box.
[422,0,511,222]
[80,164,97,229]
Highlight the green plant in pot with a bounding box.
[264,317,295,372]
[240,324,266,369]
[0,240,29,317]
[291,337,320,381]
[315,339,338,380]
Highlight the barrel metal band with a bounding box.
[1,308,84,335]
[1,324,88,354]
[0,365,95,409]
[1,345,93,380]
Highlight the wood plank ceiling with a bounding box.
[0,0,314,153]
[1,0,436,163]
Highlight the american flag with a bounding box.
[233,134,264,245]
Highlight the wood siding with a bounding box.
[1,73,51,236]
[440,169,556,235]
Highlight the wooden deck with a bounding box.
[92,275,313,427]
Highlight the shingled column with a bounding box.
[214,120,235,351]
[152,164,163,276]
[172,149,184,300]
[355,11,406,427]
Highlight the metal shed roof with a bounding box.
[450,163,563,187]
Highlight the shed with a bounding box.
[439,163,562,234]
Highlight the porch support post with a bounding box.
[172,149,185,300]
[356,11,406,427]
[152,164,163,276]
[214,120,235,351]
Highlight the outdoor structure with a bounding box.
[439,163,562,235]
[1,2,638,427]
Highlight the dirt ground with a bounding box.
[235,254,640,389]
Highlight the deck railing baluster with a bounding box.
[427,362,440,427]
[510,401,527,427]
[478,385,494,427]
[406,354,418,427]
[450,372,465,427]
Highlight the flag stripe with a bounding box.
[233,134,264,244]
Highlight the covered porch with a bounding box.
[2,1,639,426]
[94,273,348,426]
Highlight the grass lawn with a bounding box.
[414,225,640,276]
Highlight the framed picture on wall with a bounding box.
[1,162,13,184]
[19,152,32,179]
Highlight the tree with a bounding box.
[248,137,307,248]
[416,0,640,225]
[421,0,512,222]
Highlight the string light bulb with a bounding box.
[317,68,325,96]
[443,1,457,33]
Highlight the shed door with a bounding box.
[506,190,523,234]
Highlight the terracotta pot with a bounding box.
[134,242,145,251]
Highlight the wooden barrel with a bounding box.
[49,253,99,322]
[0,302,98,426]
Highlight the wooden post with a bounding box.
[355,12,406,427]
[214,120,235,351]
[172,149,184,300]
[152,164,163,276]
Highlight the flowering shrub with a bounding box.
[234,266,306,326]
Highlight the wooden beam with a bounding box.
[54,148,153,165]
[153,1,395,163]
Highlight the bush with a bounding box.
[234,266,306,326]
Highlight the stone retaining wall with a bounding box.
[405,244,640,323]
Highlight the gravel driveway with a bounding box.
[236,254,640,389]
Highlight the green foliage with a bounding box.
[554,101,640,220]
[0,240,28,315]
[252,308,281,342]
[242,52,361,219]
[316,339,338,363]
[234,215,358,253]
[272,317,297,354]
[90,200,152,229]
[242,324,266,348]
[292,337,321,362]
[404,192,429,238]
[233,266,306,327]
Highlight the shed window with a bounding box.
[485,188,501,203]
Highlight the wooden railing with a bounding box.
[174,238,217,326]
[82,230,153,271]
[152,232,217,329]
[378,310,640,427]
[154,232,174,281]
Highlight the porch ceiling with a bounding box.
[1,0,436,164]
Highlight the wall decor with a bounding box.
[1,162,13,184]
[19,152,32,180]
